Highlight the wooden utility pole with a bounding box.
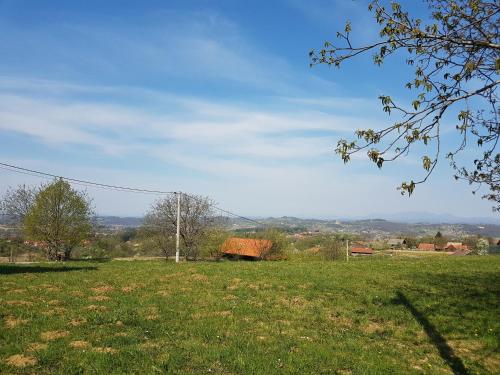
[175,192,181,263]
[346,239,349,262]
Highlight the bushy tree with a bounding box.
[24,179,94,261]
[310,0,499,210]
[474,238,490,255]
[143,193,215,261]
[0,184,40,227]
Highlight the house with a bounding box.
[350,246,374,255]
[387,238,406,249]
[221,238,272,258]
[418,243,435,251]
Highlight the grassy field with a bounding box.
[1,256,499,374]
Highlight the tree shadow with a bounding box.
[394,291,469,375]
[0,264,98,275]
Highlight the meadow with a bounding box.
[1,256,499,374]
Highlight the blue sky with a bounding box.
[0,0,497,219]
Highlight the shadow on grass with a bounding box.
[394,291,469,375]
[0,264,98,275]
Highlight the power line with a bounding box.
[0,161,266,227]
[0,162,177,195]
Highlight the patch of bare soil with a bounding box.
[4,316,29,328]
[190,273,209,282]
[88,295,110,302]
[69,317,87,326]
[6,354,37,368]
[92,347,117,354]
[5,300,33,306]
[69,340,91,349]
[86,305,108,312]
[90,285,114,294]
[40,330,69,341]
[121,283,145,293]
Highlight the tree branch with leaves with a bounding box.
[310,0,499,210]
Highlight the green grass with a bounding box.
[1,256,499,374]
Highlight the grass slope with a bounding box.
[1,256,499,374]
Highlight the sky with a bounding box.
[0,0,497,220]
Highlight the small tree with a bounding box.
[0,184,40,228]
[474,238,489,255]
[24,179,94,261]
[143,193,215,261]
[434,231,448,249]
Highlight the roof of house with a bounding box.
[446,242,462,247]
[221,238,272,258]
[351,247,374,254]
[418,243,435,251]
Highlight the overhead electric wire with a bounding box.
[0,161,266,227]
[0,162,177,195]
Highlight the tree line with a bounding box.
[0,179,227,261]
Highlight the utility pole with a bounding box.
[175,192,181,263]
[346,239,349,262]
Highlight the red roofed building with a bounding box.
[418,243,436,251]
[221,238,272,258]
[350,246,373,255]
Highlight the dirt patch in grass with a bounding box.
[5,354,37,368]
[4,315,29,328]
[88,295,110,302]
[43,307,67,316]
[90,285,114,294]
[7,288,27,294]
[69,317,87,326]
[47,299,61,305]
[158,272,184,281]
[40,330,69,341]
[189,273,209,282]
[145,314,159,320]
[115,332,128,337]
[121,283,145,293]
[69,340,91,349]
[157,290,171,297]
[5,300,33,306]
[192,310,232,319]
[92,347,117,354]
[86,305,108,312]
[27,342,48,352]
[362,322,385,334]
[70,291,85,297]
[223,294,238,301]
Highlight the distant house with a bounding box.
[350,246,374,255]
[418,243,435,251]
[387,238,406,249]
[221,238,272,259]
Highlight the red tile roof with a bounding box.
[351,247,373,254]
[221,238,272,258]
[418,243,435,251]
